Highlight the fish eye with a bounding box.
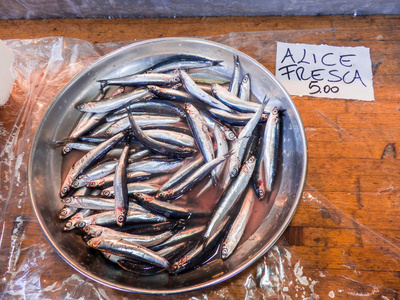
[63,147,71,154]
[72,180,79,187]
[64,197,72,203]
[78,222,85,228]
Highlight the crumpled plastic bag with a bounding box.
[1,32,399,299]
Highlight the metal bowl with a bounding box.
[28,37,307,294]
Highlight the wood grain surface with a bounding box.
[0,15,400,299]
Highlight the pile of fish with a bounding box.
[56,54,282,276]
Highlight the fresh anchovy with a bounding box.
[99,72,180,87]
[101,182,159,198]
[86,236,172,272]
[212,83,272,114]
[172,217,231,275]
[139,122,192,135]
[127,157,184,174]
[229,55,240,96]
[263,106,280,194]
[69,86,125,139]
[238,74,251,102]
[140,129,196,148]
[147,85,201,106]
[128,148,151,163]
[77,209,167,229]
[71,159,118,188]
[115,241,190,275]
[58,205,79,219]
[207,107,268,126]
[228,101,266,178]
[61,195,146,212]
[119,221,178,236]
[159,155,204,192]
[76,88,153,114]
[179,69,232,111]
[83,225,175,247]
[243,125,261,163]
[151,225,206,251]
[188,69,230,85]
[184,103,215,165]
[203,156,256,240]
[87,171,153,188]
[149,55,223,73]
[221,188,254,259]
[60,132,125,197]
[133,193,209,219]
[85,121,114,137]
[109,99,185,122]
[126,108,197,158]
[62,141,97,155]
[156,151,231,201]
[201,112,237,141]
[213,124,229,175]
[63,209,92,231]
[104,114,183,136]
[69,88,107,139]
[114,140,130,227]
[105,110,153,123]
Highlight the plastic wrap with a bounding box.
[1,31,399,299]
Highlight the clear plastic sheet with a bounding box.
[1,30,399,299]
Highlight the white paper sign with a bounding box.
[275,42,374,101]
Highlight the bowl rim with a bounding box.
[28,36,308,295]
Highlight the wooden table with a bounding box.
[0,15,399,299]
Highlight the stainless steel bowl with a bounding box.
[28,37,307,294]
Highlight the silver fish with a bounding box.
[238,73,251,102]
[179,69,232,111]
[87,171,153,189]
[87,236,172,272]
[71,159,118,189]
[228,100,266,178]
[184,103,215,166]
[229,55,240,96]
[221,188,254,259]
[203,156,256,240]
[61,195,146,212]
[60,132,125,197]
[114,140,130,227]
[212,83,272,114]
[99,71,180,87]
[158,155,204,192]
[263,106,280,194]
[83,225,174,247]
[156,151,231,201]
[104,115,183,136]
[149,55,223,73]
[76,88,153,114]
[101,182,159,198]
[77,210,167,229]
